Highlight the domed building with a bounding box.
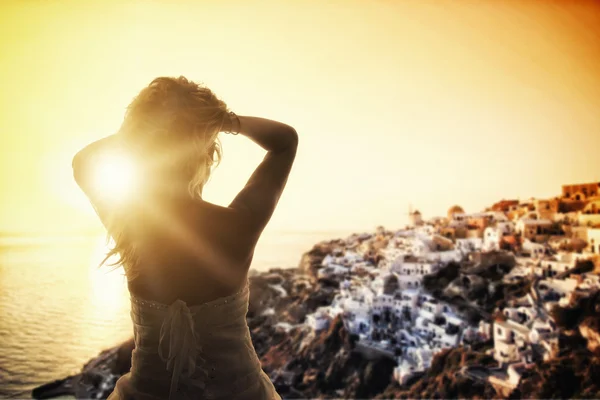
[447,205,465,220]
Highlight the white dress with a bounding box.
[107,282,281,400]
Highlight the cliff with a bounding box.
[374,344,498,400]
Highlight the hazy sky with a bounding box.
[1,0,599,234]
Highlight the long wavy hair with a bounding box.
[101,76,229,280]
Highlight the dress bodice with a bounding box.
[113,281,280,400]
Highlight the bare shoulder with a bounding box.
[194,199,261,244]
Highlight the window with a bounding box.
[497,327,503,335]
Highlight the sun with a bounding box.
[45,141,144,219]
[90,151,138,205]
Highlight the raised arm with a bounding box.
[72,134,127,230]
[226,115,298,232]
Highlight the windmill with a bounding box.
[407,203,422,226]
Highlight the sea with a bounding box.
[0,229,354,399]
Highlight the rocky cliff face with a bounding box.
[512,345,600,399]
[518,290,600,399]
[260,315,397,399]
[374,345,498,400]
[580,317,600,352]
[297,241,339,281]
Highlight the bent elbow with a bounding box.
[286,126,299,150]
[72,154,81,182]
[272,126,298,153]
[72,151,88,188]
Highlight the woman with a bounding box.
[73,76,297,399]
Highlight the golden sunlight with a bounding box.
[91,152,138,205]
[89,236,127,309]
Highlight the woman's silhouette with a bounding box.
[73,76,297,399]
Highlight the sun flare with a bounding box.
[91,152,138,204]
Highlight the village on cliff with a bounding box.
[297,181,600,394]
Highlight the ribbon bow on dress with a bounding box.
[158,300,208,400]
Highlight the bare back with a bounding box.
[127,197,258,306]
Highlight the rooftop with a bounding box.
[519,219,552,225]
[496,319,531,336]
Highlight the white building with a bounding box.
[453,211,508,224]
[507,363,533,388]
[493,319,531,365]
[529,320,557,344]
[478,321,493,341]
[555,251,594,267]
[419,300,443,322]
[395,289,420,317]
[502,307,537,325]
[306,308,331,331]
[534,259,572,278]
[588,228,600,254]
[537,278,578,306]
[317,264,350,279]
[483,227,503,251]
[397,275,424,290]
[393,348,434,385]
[373,294,395,312]
[522,240,546,258]
[455,238,484,254]
[516,218,553,239]
[332,288,373,321]
[393,260,439,276]
[415,225,435,237]
[483,222,515,251]
[423,250,462,265]
[410,238,432,256]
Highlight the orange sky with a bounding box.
[0,0,599,234]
